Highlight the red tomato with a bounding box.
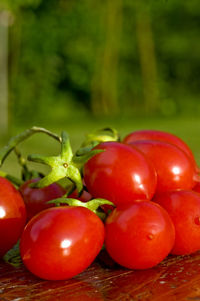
[193,182,200,194]
[19,178,66,221]
[129,140,197,193]
[123,129,197,170]
[100,204,115,215]
[105,200,175,269]
[83,142,157,207]
[0,177,26,257]
[153,190,200,255]
[68,189,92,202]
[20,206,105,280]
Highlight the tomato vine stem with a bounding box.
[0,126,61,167]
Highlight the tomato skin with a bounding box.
[105,200,175,269]
[68,189,92,202]
[0,177,26,257]
[123,129,197,169]
[153,190,200,255]
[19,178,66,221]
[129,140,197,193]
[20,206,105,280]
[193,182,200,194]
[83,142,157,207]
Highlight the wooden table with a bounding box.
[1,250,200,301]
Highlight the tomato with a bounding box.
[129,140,197,193]
[123,129,197,170]
[0,177,26,257]
[100,203,115,215]
[19,178,66,221]
[153,190,200,255]
[68,189,92,203]
[193,182,200,194]
[83,142,157,207]
[105,200,175,269]
[20,206,105,280]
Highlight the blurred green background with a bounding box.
[0,0,200,175]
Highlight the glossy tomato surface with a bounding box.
[83,142,157,207]
[0,177,26,257]
[19,178,66,221]
[130,140,197,193]
[20,206,105,280]
[123,129,197,169]
[154,190,200,255]
[105,200,175,269]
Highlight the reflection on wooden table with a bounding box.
[1,250,200,300]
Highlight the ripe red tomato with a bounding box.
[153,190,200,255]
[129,140,197,193]
[68,188,92,202]
[19,178,66,221]
[83,142,157,207]
[105,200,175,269]
[123,129,197,170]
[20,206,105,280]
[193,182,200,194]
[0,177,26,257]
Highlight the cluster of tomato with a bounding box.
[1,128,200,281]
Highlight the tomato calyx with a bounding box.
[0,126,61,185]
[81,127,120,147]
[48,197,114,221]
[28,131,103,194]
[3,241,22,268]
[76,127,120,156]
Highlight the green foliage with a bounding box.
[0,0,42,11]
[1,0,200,125]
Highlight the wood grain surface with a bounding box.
[1,250,200,301]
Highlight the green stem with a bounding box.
[48,198,115,221]
[76,127,120,156]
[0,170,23,187]
[60,131,73,162]
[0,126,61,167]
[81,127,120,148]
[14,147,31,180]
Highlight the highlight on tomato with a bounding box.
[83,142,157,207]
[0,176,26,257]
[153,190,200,255]
[105,200,175,269]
